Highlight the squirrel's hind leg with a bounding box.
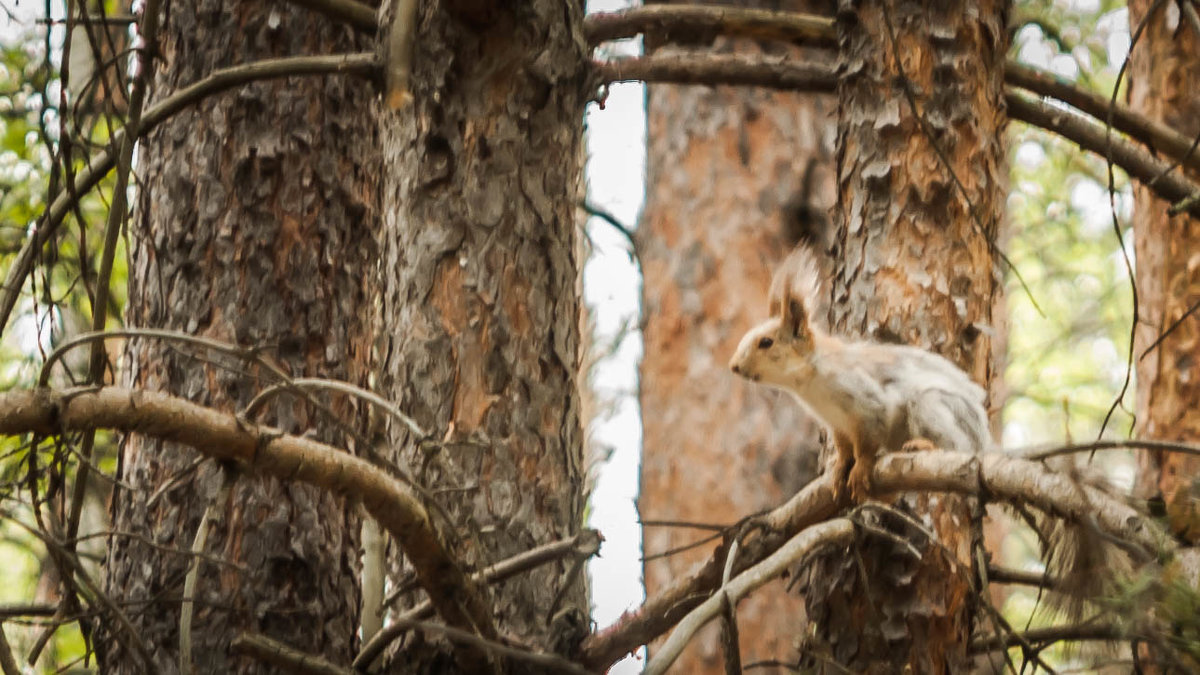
[846,437,879,503]
[831,431,855,503]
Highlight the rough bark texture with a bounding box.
[374,2,591,670]
[104,2,377,672]
[1130,0,1200,546]
[638,1,836,670]
[800,1,1007,672]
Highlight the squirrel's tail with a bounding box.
[1037,460,1132,624]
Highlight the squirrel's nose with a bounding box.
[731,363,741,375]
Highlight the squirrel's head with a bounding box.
[729,295,814,387]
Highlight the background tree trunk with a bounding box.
[104,2,377,672]
[1129,0,1200,548]
[637,0,836,669]
[801,1,1006,671]
[373,2,592,669]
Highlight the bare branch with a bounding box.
[643,519,855,675]
[1006,61,1200,177]
[971,623,1127,653]
[1007,93,1200,217]
[0,53,380,339]
[284,0,376,33]
[594,53,836,91]
[0,387,495,641]
[355,530,603,670]
[584,5,836,48]
[580,450,1172,671]
[230,633,352,675]
[370,618,597,675]
[0,623,20,675]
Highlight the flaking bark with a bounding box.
[800,1,1007,671]
[373,1,592,669]
[1130,0,1200,546]
[104,1,378,671]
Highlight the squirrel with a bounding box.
[730,246,1130,628]
[728,246,991,503]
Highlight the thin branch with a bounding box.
[283,0,376,33]
[0,53,380,339]
[581,201,637,254]
[179,467,234,675]
[64,0,163,577]
[39,328,291,387]
[987,565,1055,588]
[244,377,427,439]
[1006,93,1200,217]
[0,387,496,642]
[0,623,19,675]
[644,519,854,675]
[584,5,836,48]
[371,618,597,675]
[230,633,352,675]
[6,512,154,669]
[971,623,1127,653]
[580,450,1172,671]
[594,53,836,91]
[354,530,603,670]
[1024,438,1200,461]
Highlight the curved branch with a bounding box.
[0,53,380,339]
[643,519,855,675]
[580,450,1172,671]
[0,386,494,642]
[284,0,376,33]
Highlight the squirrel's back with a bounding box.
[843,340,990,454]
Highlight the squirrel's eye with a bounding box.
[757,337,774,349]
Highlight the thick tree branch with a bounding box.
[584,5,836,48]
[580,450,1172,671]
[1005,61,1200,177]
[0,386,495,642]
[1006,93,1200,217]
[588,6,1200,184]
[0,53,380,338]
[594,53,836,91]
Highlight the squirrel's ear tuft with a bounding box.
[781,296,808,339]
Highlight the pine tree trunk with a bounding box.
[104,2,377,672]
[373,2,591,669]
[638,2,836,669]
[802,1,1007,671]
[1129,0,1200,548]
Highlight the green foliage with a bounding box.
[1005,0,1136,446]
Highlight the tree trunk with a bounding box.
[637,1,837,670]
[104,3,377,672]
[1129,0,1200,547]
[373,2,591,670]
[802,1,1006,671]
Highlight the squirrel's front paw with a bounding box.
[901,437,937,453]
[847,462,873,503]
